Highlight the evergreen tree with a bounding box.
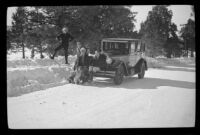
[165,23,181,58]
[7,26,14,52]
[11,7,29,58]
[139,5,173,57]
[180,19,195,57]
[24,7,59,58]
[41,6,137,51]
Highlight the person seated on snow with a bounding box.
[73,42,90,71]
[73,45,92,71]
[68,47,92,84]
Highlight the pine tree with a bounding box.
[165,23,181,58]
[139,5,173,57]
[26,7,51,58]
[7,26,14,52]
[180,19,195,57]
[11,7,29,58]
[41,6,137,52]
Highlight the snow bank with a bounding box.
[7,48,50,60]
[146,57,164,68]
[7,65,74,97]
[7,54,77,68]
[7,48,78,97]
[146,57,195,68]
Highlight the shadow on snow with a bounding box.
[90,77,195,90]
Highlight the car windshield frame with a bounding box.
[101,38,145,55]
[102,41,130,56]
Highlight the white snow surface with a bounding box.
[7,50,196,128]
[8,67,195,128]
[7,48,49,60]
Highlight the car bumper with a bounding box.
[93,70,116,78]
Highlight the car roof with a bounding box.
[102,38,140,42]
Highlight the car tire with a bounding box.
[113,65,124,85]
[138,62,145,79]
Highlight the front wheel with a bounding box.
[113,65,124,85]
[138,62,145,79]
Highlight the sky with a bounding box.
[7,5,194,32]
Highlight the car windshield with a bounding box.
[102,42,130,55]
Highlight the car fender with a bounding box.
[134,58,148,73]
[115,61,129,76]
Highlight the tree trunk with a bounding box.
[166,49,171,58]
[39,44,44,59]
[22,42,25,59]
[31,47,35,59]
[186,40,189,57]
[184,40,187,57]
[40,51,44,59]
[191,48,194,57]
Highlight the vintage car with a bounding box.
[93,38,148,85]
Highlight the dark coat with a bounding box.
[57,33,74,48]
[74,54,92,70]
[91,54,107,68]
[76,47,81,57]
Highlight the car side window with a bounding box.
[140,43,143,52]
[125,43,128,49]
[109,42,111,49]
[135,41,138,52]
[137,44,141,52]
[115,43,118,49]
[140,42,145,52]
[104,42,106,50]
[128,43,131,53]
[131,42,135,53]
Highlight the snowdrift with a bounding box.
[7,50,77,97]
[7,65,73,97]
[7,55,77,68]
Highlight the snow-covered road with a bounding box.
[7,65,195,128]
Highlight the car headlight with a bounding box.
[106,57,112,64]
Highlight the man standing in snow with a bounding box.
[50,27,74,64]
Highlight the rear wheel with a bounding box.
[138,62,145,79]
[113,65,124,85]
